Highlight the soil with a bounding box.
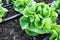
[0,0,59,40]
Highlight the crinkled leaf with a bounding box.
[36,6,42,15]
[25,29,39,36]
[49,25,60,40]
[43,8,50,17]
[27,22,45,34]
[29,16,34,23]
[14,0,28,7]
[36,3,51,18]
[49,30,58,40]
[14,7,24,13]
[34,15,40,26]
[34,15,44,29]
[43,18,51,33]
[23,5,36,17]
[20,16,30,30]
[51,10,58,17]
[38,14,43,19]
[50,10,58,23]
[14,0,34,13]
[0,8,8,17]
[27,22,51,34]
[52,25,60,33]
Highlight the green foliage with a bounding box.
[49,25,60,40]
[49,30,58,40]
[0,4,8,23]
[51,0,60,14]
[19,2,58,36]
[13,0,60,39]
[14,0,36,13]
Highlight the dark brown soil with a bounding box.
[0,0,59,40]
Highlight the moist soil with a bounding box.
[0,0,59,40]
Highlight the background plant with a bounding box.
[51,0,60,14]
[13,0,36,13]
[0,0,8,22]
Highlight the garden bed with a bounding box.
[0,0,59,40]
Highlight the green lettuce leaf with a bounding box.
[49,25,60,40]
[29,15,34,23]
[42,18,51,33]
[49,30,58,40]
[25,29,39,36]
[14,0,34,13]
[23,5,36,17]
[26,22,45,34]
[20,16,30,30]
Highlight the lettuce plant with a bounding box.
[0,4,8,22]
[13,0,60,39]
[13,0,36,13]
[19,3,58,36]
[51,0,60,14]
